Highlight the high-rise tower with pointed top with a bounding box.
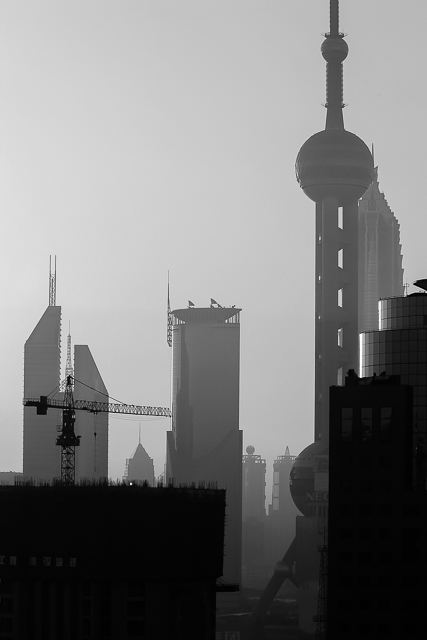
[295,0,373,444]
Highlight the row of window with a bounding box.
[341,407,392,443]
[361,328,427,342]
[338,550,420,564]
[339,574,421,588]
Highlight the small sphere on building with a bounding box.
[321,36,348,63]
[295,129,373,205]
[246,445,255,455]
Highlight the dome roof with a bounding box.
[296,129,373,205]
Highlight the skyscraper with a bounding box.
[23,264,108,481]
[242,446,266,586]
[123,437,155,485]
[360,284,427,490]
[23,305,63,480]
[73,345,109,480]
[166,305,242,593]
[358,166,404,332]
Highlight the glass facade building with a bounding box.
[360,293,427,488]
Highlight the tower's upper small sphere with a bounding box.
[321,36,348,63]
[246,445,255,455]
[295,129,373,205]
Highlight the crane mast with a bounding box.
[24,376,171,485]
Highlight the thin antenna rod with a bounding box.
[330,0,339,36]
[49,255,57,306]
[167,271,172,347]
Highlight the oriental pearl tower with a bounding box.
[248,4,373,636]
[296,0,373,447]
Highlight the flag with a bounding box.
[188,300,195,307]
[210,298,218,305]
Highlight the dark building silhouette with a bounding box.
[166,306,242,603]
[0,483,225,639]
[327,372,427,639]
[358,166,404,333]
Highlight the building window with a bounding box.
[338,248,343,269]
[338,206,343,229]
[341,408,353,442]
[380,408,393,443]
[338,327,343,347]
[338,288,343,308]
[337,367,343,385]
[361,408,373,442]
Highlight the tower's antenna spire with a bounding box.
[167,271,172,347]
[329,0,339,36]
[65,321,74,381]
[49,255,57,306]
[322,0,347,130]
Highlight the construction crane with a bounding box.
[24,375,171,486]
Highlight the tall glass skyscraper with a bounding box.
[166,306,242,592]
[358,167,404,333]
[360,289,427,489]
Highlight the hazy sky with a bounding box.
[1,1,426,497]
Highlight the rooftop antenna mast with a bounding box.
[49,255,57,306]
[65,321,74,383]
[167,272,172,347]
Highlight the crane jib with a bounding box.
[23,397,171,418]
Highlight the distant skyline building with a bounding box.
[358,166,404,333]
[242,445,266,587]
[166,305,242,593]
[123,435,155,485]
[23,305,63,480]
[23,263,108,481]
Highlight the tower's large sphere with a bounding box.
[289,441,329,516]
[295,129,373,205]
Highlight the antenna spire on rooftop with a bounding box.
[65,321,74,381]
[167,271,172,347]
[49,255,57,306]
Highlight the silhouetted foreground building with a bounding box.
[358,167,404,333]
[0,483,225,639]
[328,373,427,639]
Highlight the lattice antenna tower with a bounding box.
[65,321,74,383]
[167,272,172,347]
[49,255,57,306]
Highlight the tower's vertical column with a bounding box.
[320,196,339,445]
[342,202,359,374]
[315,203,323,441]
